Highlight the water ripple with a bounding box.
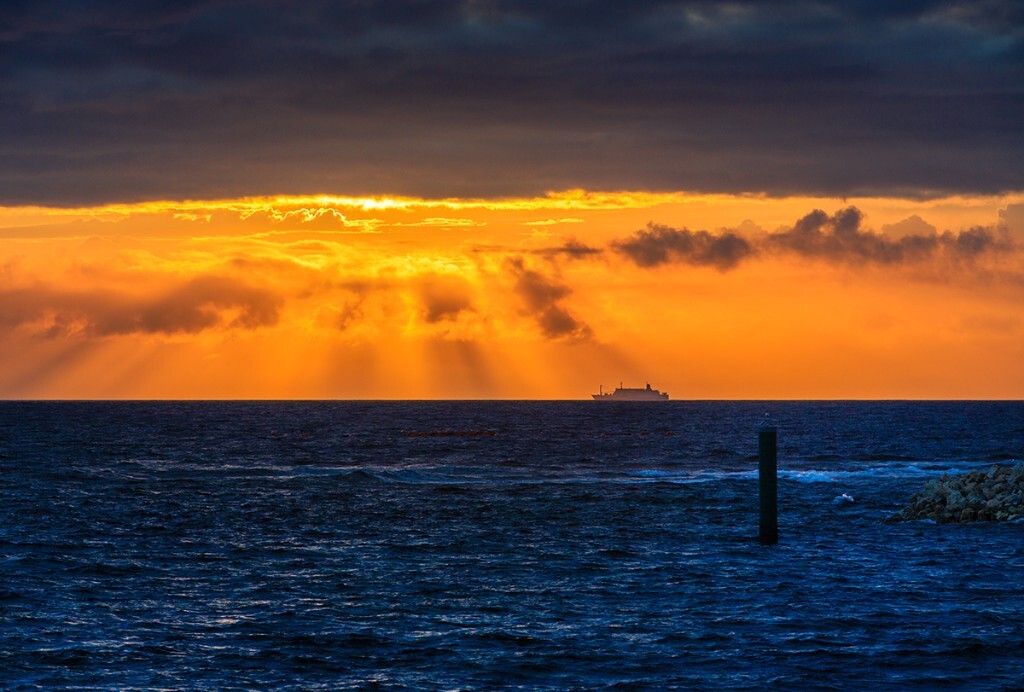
[1,401,1023,687]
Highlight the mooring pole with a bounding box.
[758,425,778,545]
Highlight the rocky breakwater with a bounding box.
[888,463,1024,523]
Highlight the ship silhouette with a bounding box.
[592,382,669,401]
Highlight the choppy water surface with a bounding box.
[2,401,1023,688]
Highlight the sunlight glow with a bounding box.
[0,189,1022,399]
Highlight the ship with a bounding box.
[592,382,669,401]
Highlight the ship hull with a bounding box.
[592,393,669,401]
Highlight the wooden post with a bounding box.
[759,426,778,545]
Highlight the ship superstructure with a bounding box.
[592,382,669,401]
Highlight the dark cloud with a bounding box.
[613,225,753,270]
[507,258,590,340]
[535,240,604,261]
[998,203,1024,240]
[613,206,1012,270]
[419,276,474,323]
[334,298,366,332]
[881,215,938,239]
[0,275,281,336]
[0,1,1022,204]
[952,226,999,257]
[138,276,280,332]
[766,207,1006,264]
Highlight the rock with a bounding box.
[889,463,1024,523]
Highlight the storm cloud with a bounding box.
[1,1,1022,204]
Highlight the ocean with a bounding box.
[2,401,1023,688]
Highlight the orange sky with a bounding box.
[1,190,1022,399]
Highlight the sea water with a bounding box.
[1,401,1023,687]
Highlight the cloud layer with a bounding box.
[1,1,1022,204]
[0,201,1018,353]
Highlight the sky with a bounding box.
[1,1,1022,399]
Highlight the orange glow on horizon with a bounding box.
[1,189,1022,399]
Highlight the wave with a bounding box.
[338,469,387,484]
[273,460,1003,487]
[624,460,996,485]
[142,457,1012,489]
[629,469,679,478]
[777,461,998,484]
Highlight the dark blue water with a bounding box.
[2,401,1023,688]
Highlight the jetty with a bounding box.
[887,463,1024,523]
